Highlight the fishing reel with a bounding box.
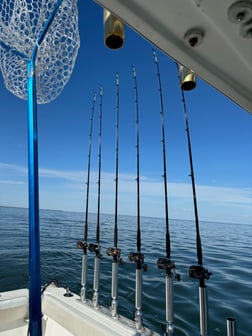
[88,243,100,255]
[128,252,148,271]
[77,241,88,252]
[157,258,180,280]
[189,265,212,280]
[107,247,121,257]
[107,247,123,264]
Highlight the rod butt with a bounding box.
[227,317,236,336]
[199,285,208,336]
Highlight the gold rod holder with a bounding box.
[104,9,124,49]
[178,64,196,90]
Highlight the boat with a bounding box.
[0,0,250,335]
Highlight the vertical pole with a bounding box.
[110,73,120,318]
[111,260,118,317]
[166,275,174,335]
[153,50,177,336]
[227,318,236,336]
[135,268,142,330]
[27,59,42,336]
[79,93,96,302]
[131,66,144,331]
[199,285,208,336]
[93,256,100,308]
[91,85,103,308]
[177,63,211,336]
[80,253,88,301]
[26,2,65,334]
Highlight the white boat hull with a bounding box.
[0,287,159,336]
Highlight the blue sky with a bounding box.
[0,1,251,224]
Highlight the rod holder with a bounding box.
[93,256,100,308]
[111,261,118,318]
[227,317,236,336]
[199,285,208,336]
[80,253,87,302]
[178,64,196,91]
[135,268,143,331]
[77,241,89,302]
[104,9,124,49]
[165,275,174,335]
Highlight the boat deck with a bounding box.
[0,287,158,336]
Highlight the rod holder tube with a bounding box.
[104,9,124,49]
[80,254,87,302]
[199,285,208,336]
[111,261,118,317]
[165,275,174,335]
[135,268,143,331]
[227,318,236,336]
[178,64,196,91]
[93,256,100,307]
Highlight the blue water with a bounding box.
[0,206,251,335]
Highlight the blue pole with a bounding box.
[27,1,65,335]
[27,59,41,336]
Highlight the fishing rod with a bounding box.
[128,66,146,332]
[177,63,211,336]
[153,50,179,336]
[107,73,123,318]
[89,85,103,308]
[77,92,96,302]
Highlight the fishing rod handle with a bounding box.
[166,274,174,326]
[135,307,143,332]
[199,285,209,336]
[93,256,100,307]
[80,254,88,302]
[111,261,118,299]
[227,318,236,336]
[111,261,118,318]
[135,268,142,310]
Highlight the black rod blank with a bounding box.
[114,73,119,248]
[130,66,145,332]
[153,50,171,260]
[77,92,97,302]
[84,93,96,245]
[96,85,103,246]
[180,87,203,266]
[132,66,141,255]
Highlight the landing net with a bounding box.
[0,0,80,103]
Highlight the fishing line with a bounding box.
[128,66,146,332]
[114,73,119,249]
[133,66,141,255]
[177,66,211,280]
[89,85,103,308]
[177,63,211,336]
[85,93,97,244]
[153,50,171,261]
[153,50,179,336]
[180,86,203,265]
[96,85,103,246]
[77,92,97,302]
[107,73,123,318]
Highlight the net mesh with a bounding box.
[0,0,80,104]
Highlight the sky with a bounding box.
[0,1,251,225]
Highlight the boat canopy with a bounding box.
[95,0,252,114]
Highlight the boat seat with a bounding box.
[0,289,28,333]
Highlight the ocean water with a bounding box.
[0,206,251,335]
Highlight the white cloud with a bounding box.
[0,162,251,223]
[0,180,26,185]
